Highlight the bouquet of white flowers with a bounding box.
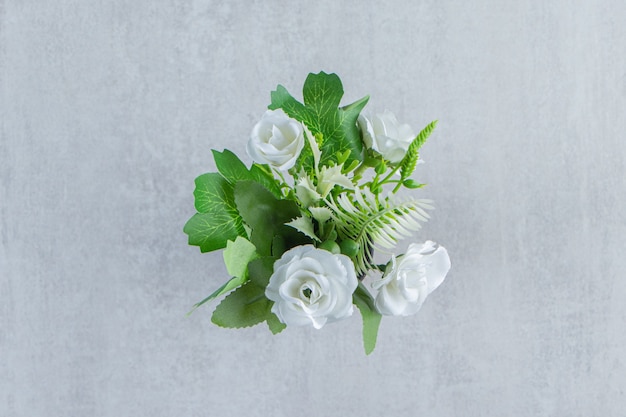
[184,72,450,354]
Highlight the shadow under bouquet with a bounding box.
[184,72,450,354]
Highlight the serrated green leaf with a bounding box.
[212,149,282,198]
[286,216,320,242]
[249,164,282,198]
[234,180,302,256]
[211,256,285,332]
[183,212,243,253]
[400,120,438,180]
[269,72,369,169]
[184,172,246,252]
[212,149,251,184]
[353,283,382,355]
[223,236,259,279]
[211,281,271,329]
[192,173,237,214]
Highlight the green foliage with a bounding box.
[234,180,309,256]
[286,216,320,242]
[211,281,272,329]
[223,236,259,279]
[187,237,259,314]
[327,189,433,274]
[183,173,246,252]
[269,72,369,169]
[212,149,282,198]
[399,120,438,181]
[353,283,382,355]
[210,256,286,333]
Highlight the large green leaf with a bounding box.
[212,150,282,198]
[183,173,246,252]
[353,283,382,355]
[269,72,369,168]
[212,149,251,184]
[183,212,242,253]
[234,180,304,256]
[211,256,286,332]
[211,281,272,329]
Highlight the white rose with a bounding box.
[266,245,358,329]
[373,241,450,316]
[247,109,306,171]
[358,110,415,163]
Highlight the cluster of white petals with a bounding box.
[358,110,416,163]
[373,241,450,316]
[265,245,358,329]
[247,109,307,171]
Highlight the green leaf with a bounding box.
[183,212,243,253]
[187,277,240,315]
[187,236,259,313]
[184,173,246,252]
[266,312,287,334]
[247,256,275,287]
[402,179,425,189]
[223,236,259,279]
[286,216,320,242]
[249,164,282,198]
[234,180,302,256]
[269,72,369,169]
[212,149,282,198]
[353,283,382,355]
[212,149,251,184]
[400,120,438,180]
[211,256,287,332]
[211,281,271,329]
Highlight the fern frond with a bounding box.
[400,120,438,180]
[326,188,433,275]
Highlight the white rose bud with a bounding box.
[247,109,306,171]
[358,110,415,163]
[373,241,450,316]
[266,245,358,329]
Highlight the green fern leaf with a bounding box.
[326,189,433,275]
[400,120,438,180]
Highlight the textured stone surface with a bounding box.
[2,1,626,416]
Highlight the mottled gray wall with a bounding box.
[2,1,626,416]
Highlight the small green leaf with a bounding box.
[223,236,259,279]
[188,236,259,312]
[400,120,438,180]
[286,216,320,242]
[402,179,425,189]
[353,283,382,355]
[266,312,287,334]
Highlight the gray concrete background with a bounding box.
[2,1,626,416]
